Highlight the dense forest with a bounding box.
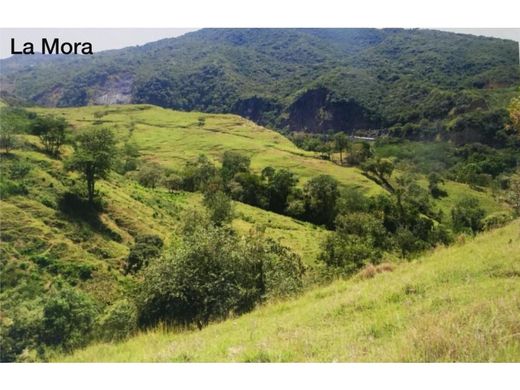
[1,29,518,137]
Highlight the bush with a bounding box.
[203,190,234,226]
[482,212,512,231]
[162,173,183,193]
[40,286,98,352]
[136,162,164,188]
[97,299,138,342]
[126,234,164,274]
[0,176,28,199]
[137,224,303,329]
[8,158,32,179]
[318,212,387,273]
[0,300,43,362]
[451,197,485,234]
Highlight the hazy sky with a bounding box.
[0,28,518,59]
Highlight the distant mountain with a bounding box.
[1,28,518,132]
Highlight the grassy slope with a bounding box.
[31,104,507,216]
[60,219,520,362]
[31,105,383,193]
[0,144,326,281]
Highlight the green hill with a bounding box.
[58,218,520,362]
[0,103,515,362]
[1,29,518,134]
[30,104,506,215]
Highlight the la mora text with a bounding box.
[11,38,93,55]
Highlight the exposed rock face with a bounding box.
[29,72,133,107]
[91,73,133,105]
[231,96,282,127]
[286,87,380,133]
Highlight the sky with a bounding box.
[0,28,518,59]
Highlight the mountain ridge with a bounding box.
[1,28,518,133]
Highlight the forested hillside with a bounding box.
[1,29,518,136]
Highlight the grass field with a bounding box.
[30,105,385,193]
[57,218,520,362]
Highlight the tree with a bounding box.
[451,197,485,234]
[31,115,68,156]
[334,132,349,164]
[203,190,234,226]
[347,142,373,165]
[361,157,394,190]
[221,151,250,183]
[0,122,18,154]
[181,154,218,192]
[427,172,447,198]
[303,175,340,228]
[507,96,520,134]
[66,128,117,203]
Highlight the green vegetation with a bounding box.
[0,107,333,361]
[58,219,520,362]
[137,216,304,330]
[65,127,117,203]
[0,95,518,361]
[1,29,518,137]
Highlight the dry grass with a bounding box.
[358,262,396,279]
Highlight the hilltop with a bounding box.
[59,218,520,362]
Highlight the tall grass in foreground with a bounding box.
[58,219,520,362]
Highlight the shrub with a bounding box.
[126,234,164,274]
[97,299,138,342]
[0,123,19,154]
[482,212,512,231]
[40,286,98,352]
[203,190,234,226]
[0,177,28,199]
[137,224,303,329]
[0,300,43,362]
[136,162,164,188]
[318,212,389,273]
[451,197,485,234]
[8,159,32,179]
[162,173,183,193]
